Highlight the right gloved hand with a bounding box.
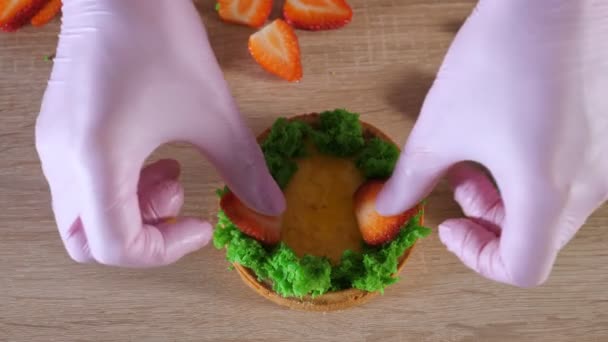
[377,0,608,287]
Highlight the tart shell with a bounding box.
[231,113,423,312]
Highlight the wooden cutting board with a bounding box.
[1,1,607,341]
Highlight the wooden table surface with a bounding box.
[1,1,607,341]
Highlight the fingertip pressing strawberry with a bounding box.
[248,19,302,82]
[0,0,48,32]
[283,0,352,31]
[220,190,282,245]
[354,180,421,246]
[217,0,273,28]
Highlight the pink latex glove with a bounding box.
[377,0,608,287]
[35,0,284,267]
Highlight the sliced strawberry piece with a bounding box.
[248,19,302,82]
[0,0,48,32]
[354,180,421,246]
[220,191,282,245]
[217,0,272,28]
[30,0,60,27]
[283,0,352,31]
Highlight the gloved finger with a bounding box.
[137,159,184,224]
[138,159,180,192]
[438,218,509,284]
[77,155,211,267]
[446,164,562,287]
[139,179,184,225]
[187,114,285,217]
[61,218,93,263]
[439,160,563,287]
[39,169,93,264]
[497,177,563,287]
[81,189,212,267]
[36,141,94,264]
[118,218,213,267]
[376,147,453,216]
[448,163,505,231]
[439,164,509,283]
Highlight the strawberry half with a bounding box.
[248,19,302,82]
[354,180,421,246]
[220,191,282,245]
[30,0,61,27]
[217,0,272,28]
[0,0,48,32]
[283,0,353,31]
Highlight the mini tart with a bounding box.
[215,112,428,312]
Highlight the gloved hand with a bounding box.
[377,0,608,287]
[35,0,284,267]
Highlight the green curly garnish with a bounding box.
[264,245,332,298]
[213,205,429,297]
[261,118,310,189]
[312,109,365,157]
[356,137,400,179]
[351,212,430,293]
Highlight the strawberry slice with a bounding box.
[30,0,60,27]
[354,180,421,246]
[248,19,302,82]
[217,0,272,28]
[283,0,353,31]
[0,0,48,32]
[220,191,282,245]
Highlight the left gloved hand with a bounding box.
[35,0,285,267]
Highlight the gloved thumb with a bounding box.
[186,113,285,217]
[376,147,451,215]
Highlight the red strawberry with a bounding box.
[0,0,48,32]
[248,19,302,82]
[220,191,282,245]
[283,0,352,31]
[30,0,60,27]
[217,0,272,28]
[354,180,421,246]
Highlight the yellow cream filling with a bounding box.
[280,147,365,264]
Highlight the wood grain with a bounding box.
[1,1,607,341]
